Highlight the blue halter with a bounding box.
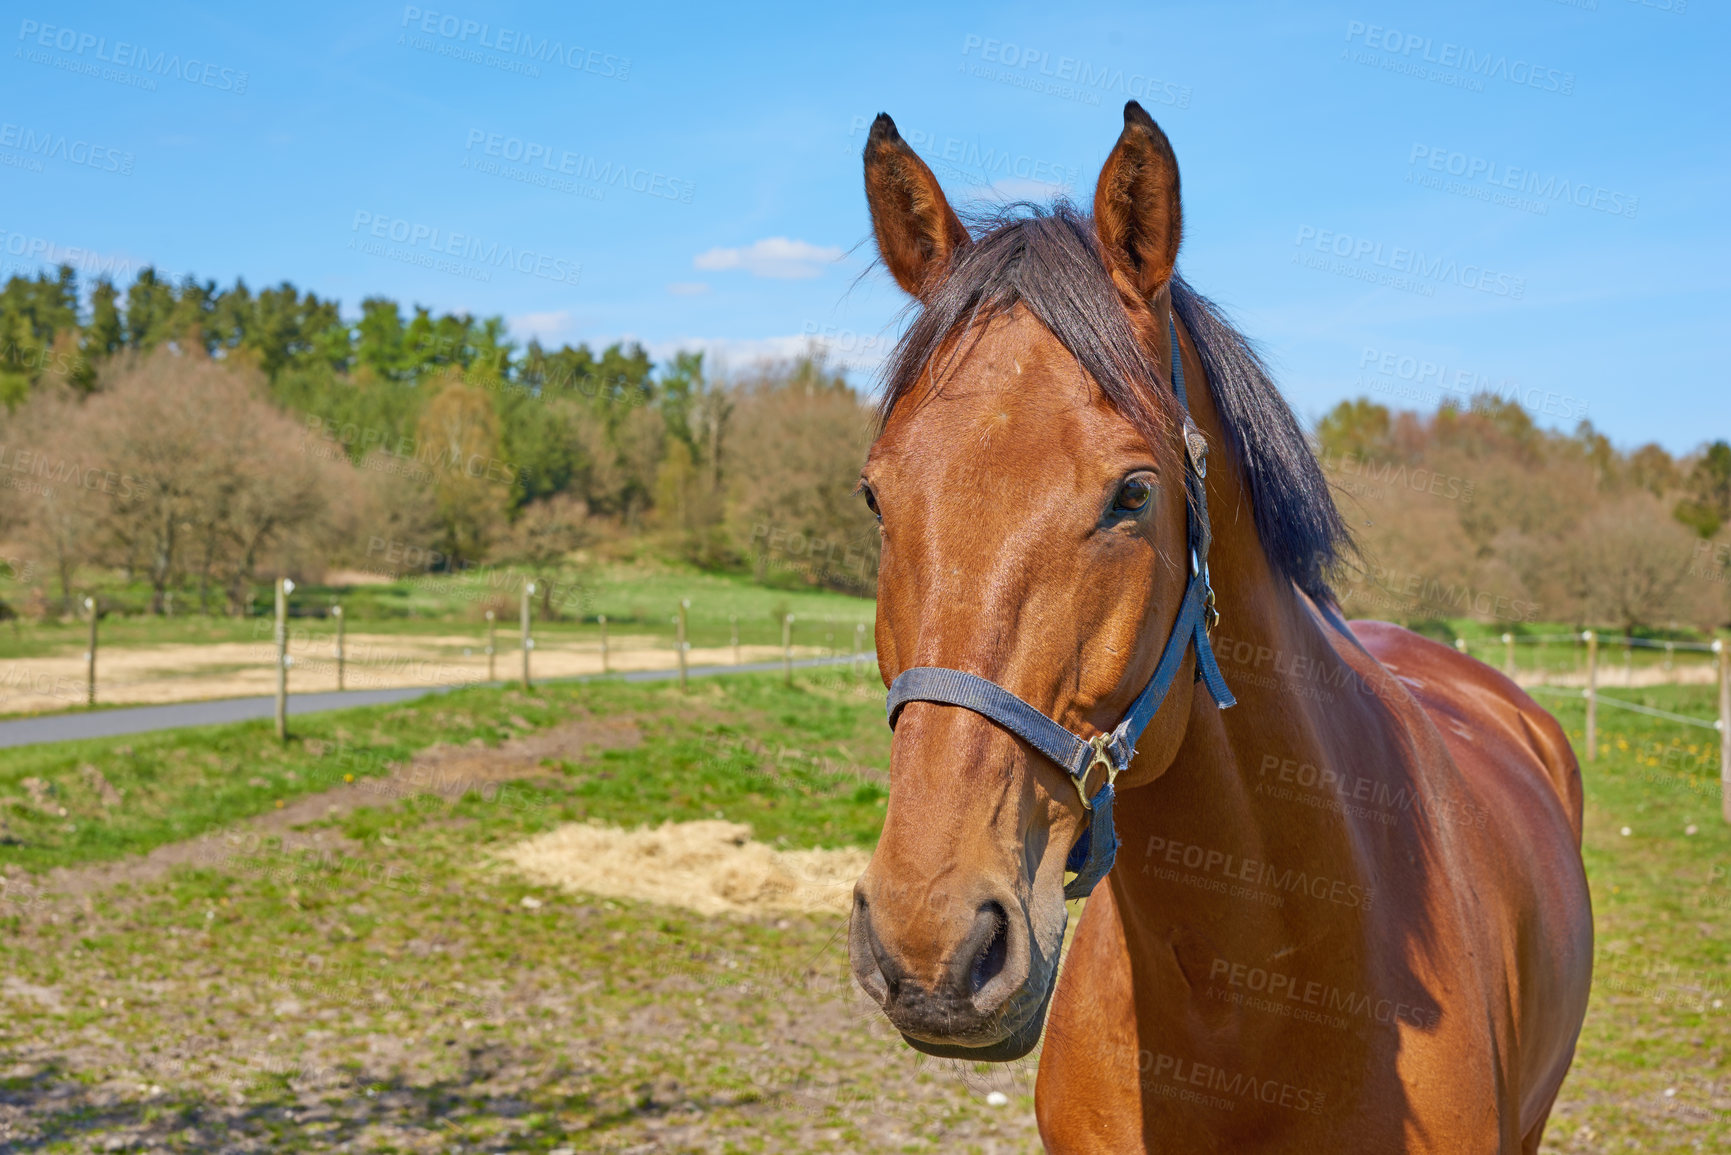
[884,315,1236,901]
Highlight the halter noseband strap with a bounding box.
[884,313,1236,901]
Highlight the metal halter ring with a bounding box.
[1077,733,1118,811]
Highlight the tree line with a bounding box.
[0,265,879,616]
[1315,395,1730,634]
[0,263,1724,632]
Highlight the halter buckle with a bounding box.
[1204,585,1221,635]
[1075,732,1118,812]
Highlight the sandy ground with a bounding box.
[0,635,839,716]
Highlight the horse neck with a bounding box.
[1111,313,1392,952]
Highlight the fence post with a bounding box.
[521,581,535,690]
[485,610,496,681]
[1503,632,1515,679]
[1454,638,1467,655]
[599,613,609,674]
[730,614,739,666]
[783,613,794,687]
[1665,641,1675,672]
[1537,636,1547,685]
[332,604,345,692]
[1584,630,1598,763]
[854,622,866,680]
[84,596,97,706]
[1716,639,1729,826]
[677,599,689,692]
[275,577,294,741]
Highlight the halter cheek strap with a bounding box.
[884,314,1235,901]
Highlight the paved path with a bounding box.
[0,655,875,750]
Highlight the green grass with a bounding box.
[0,669,889,873]
[1526,681,1731,1151]
[0,667,1726,1151]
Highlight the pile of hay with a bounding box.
[499,820,870,918]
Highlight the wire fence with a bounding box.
[1456,630,1730,824]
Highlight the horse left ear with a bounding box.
[1093,101,1182,300]
[864,113,971,300]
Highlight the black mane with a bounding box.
[875,201,1350,605]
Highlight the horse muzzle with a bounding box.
[848,877,1060,1061]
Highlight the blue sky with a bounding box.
[1,0,1723,452]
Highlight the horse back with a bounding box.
[1347,620,1584,844]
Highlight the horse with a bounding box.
[846,102,1593,1153]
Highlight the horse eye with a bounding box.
[1113,476,1153,514]
[860,484,882,519]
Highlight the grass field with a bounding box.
[0,664,1726,1151]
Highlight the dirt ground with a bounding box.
[0,636,832,716]
[0,717,1047,1153]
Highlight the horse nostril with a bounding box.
[969,902,1009,996]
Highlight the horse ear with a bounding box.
[863,113,971,299]
[1093,101,1182,300]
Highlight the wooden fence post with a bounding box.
[485,610,496,681]
[333,604,345,691]
[599,613,609,674]
[1716,640,1729,826]
[1503,632,1515,679]
[783,614,794,687]
[677,599,690,692]
[1584,630,1598,763]
[521,581,534,690]
[275,578,294,741]
[84,596,97,706]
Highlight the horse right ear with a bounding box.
[1093,101,1182,301]
[863,113,971,300]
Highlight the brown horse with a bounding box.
[848,102,1593,1153]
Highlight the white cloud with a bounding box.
[508,309,577,345]
[692,236,844,279]
[666,281,710,296]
